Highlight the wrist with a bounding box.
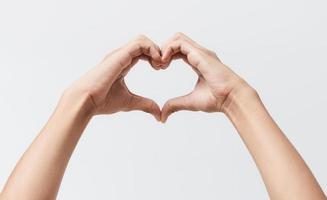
[221,80,260,117]
[60,87,96,120]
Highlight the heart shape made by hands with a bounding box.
[89,33,236,122]
[125,59,198,111]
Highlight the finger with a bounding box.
[121,54,160,77]
[127,94,161,121]
[160,52,185,69]
[162,40,192,63]
[161,32,205,63]
[149,44,164,69]
[138,55,162,70]
[161,32,203,57]
[161,33,214,76]
[161,94,196,123]
[177,33,218,59]
[162,39,204,70]
[160,53,201,76]
[122,35,162,70]
[173,32,206,50]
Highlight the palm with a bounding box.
[94,77,160,120]
[187,76,221,112]
[97,78,132,114]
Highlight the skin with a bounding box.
[0,33,325,200]
[160,33,326,199]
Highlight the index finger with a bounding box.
[121,35,162,70]
[161,37,206,74]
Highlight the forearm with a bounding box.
[0,36,162,200]
[223,83,326,200]
[1,89,93,200]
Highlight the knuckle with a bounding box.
[129,41,141,52]
[174,32,186,40]
[132,35,151,52]
[207,49,217,56]
[208,49,217,57]
[135,34,148,42]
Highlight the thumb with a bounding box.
[127,94,161,121]
[161,94,195,123]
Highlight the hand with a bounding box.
[66,35,162,120]
[160,33,249,122]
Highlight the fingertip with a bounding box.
[150,62,161,70]
[148,46,162,64]
[160,104,170,123]
[160,114,167,123]
[150,52,165,70]
[129,95,162,121]
[151,102,162,121]
[161,64,169,69]
[160,57,171,69]
[161,52,170,63]
[154,114,161,122]
[146,105,161,122]
[151,59,166,70]
[160,110,172,123]
[154,51,162,61]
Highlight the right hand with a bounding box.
[66,35,163,120]
[160,33,252,122]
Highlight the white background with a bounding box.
[0,0,326,199]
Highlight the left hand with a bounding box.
[159,33,247,122]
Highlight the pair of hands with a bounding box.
[68,33,246,122]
